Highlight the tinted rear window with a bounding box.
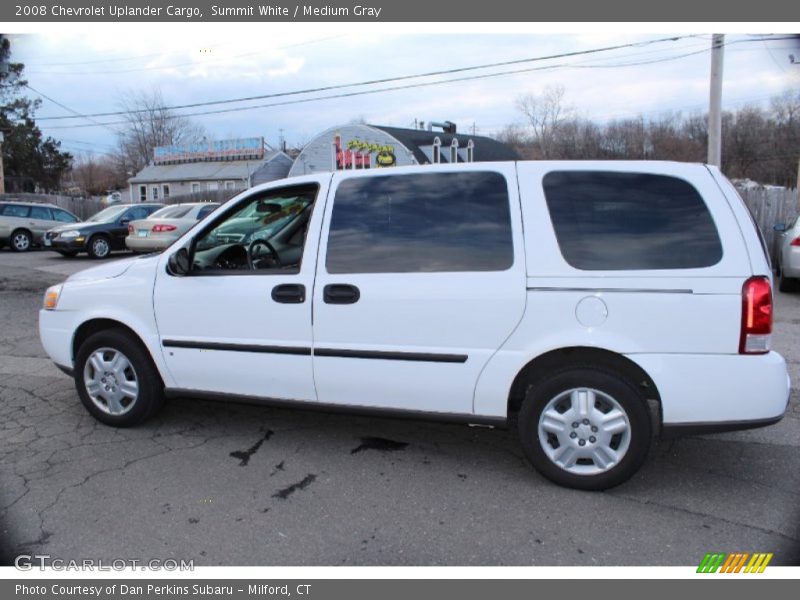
[326,171,513,274]
[543,171,723,270]
[150,205,193,219]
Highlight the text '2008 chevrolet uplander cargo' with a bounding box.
[39,161,791,490]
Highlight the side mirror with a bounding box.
[120,218,130,226]
[773,223,788,233]
[167,248,191,277]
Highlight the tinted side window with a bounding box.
[2,204,30,218]
[29,206,52,220]
[127,207,152,221]
[326,171,513,274]
[53,209,78,223]
[543,171,723,270]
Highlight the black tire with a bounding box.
[87,234,111,259]
[777,265,798,293]
[10,229,32,252]
[57,250,79,258]
[74,329,164,427]
[518,366,652,491]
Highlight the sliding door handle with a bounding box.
[323,284,360,304]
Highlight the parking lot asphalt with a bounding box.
[0,248,798,566]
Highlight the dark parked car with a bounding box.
[45,203,164,258]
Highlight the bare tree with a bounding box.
[113,88,205,177]
[71,153,123,195]
[515,84,571,159]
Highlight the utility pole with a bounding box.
[0,132,5,194]
[796,157,799,191]
[0,35,7,194]
[708,34,725,167]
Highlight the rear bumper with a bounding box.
[125,235,173,252]
[628,351,790,430]
[783,246,800,278]
[661,414,785,438]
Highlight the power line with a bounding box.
[35,35,695,122]
[37,44,732,131]
[23,83,117,133]
[32,35,798,132]
[35,34,791,128]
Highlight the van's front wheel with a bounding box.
[518,367,651,490]
[74,329,164,426]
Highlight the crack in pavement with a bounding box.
[229,429,274,466]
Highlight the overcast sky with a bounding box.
[7,26,800,160]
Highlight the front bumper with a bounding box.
[47,237,88,251]
[39,308,75,372]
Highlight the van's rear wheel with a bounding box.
[74,329,164,426]
[518,367,651,490]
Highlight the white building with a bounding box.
[129,138,293,202]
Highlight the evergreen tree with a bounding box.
[1,35,72,193]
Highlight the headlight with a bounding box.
[43,284,63,310]
[60,230,81,238]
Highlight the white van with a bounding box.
[39,162,790,490]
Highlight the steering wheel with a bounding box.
[247,239,281,270]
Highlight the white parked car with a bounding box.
[39,162,790,490]
[125,202,219,253]
[774,214,800,292]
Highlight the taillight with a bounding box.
[151,224,177,233]
[127,224,134,234]
[739,276,772,354]
[790,236,800,247]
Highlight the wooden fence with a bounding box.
[739,187,799,264]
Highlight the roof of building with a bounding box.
[129,150,290,184]
[370,125,519,165]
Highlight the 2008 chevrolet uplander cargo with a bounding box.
[39,161,791,490]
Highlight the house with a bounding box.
[128,137,293,202]
[288,121,518,177]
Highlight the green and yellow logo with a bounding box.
[697,552,773,573]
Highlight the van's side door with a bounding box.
[311,165,527,416]
[153,182,325,401]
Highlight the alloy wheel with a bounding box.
[537,387,632,476]
[82,347,139,416]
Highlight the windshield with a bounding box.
[87,205,128,223]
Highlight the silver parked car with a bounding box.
[775,215,800,292]
[0,201,80,252]
[125,202,219,253]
